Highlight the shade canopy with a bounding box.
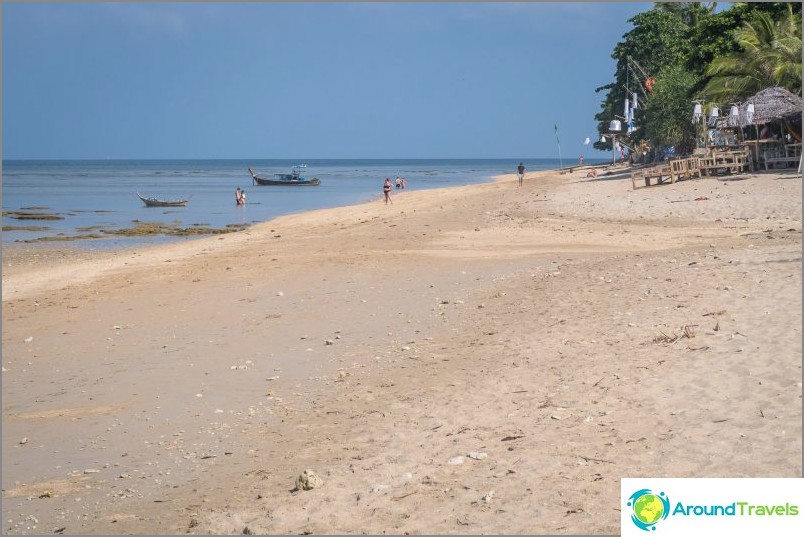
[715,86,802,128]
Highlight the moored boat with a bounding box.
[248,165,321,186]
[136,192,189,207]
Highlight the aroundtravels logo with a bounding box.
[626,489,671,531]
[622,478,803,537]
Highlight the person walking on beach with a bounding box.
[579,154,584,166]
[383,178,393,205]
[517,162,525,186]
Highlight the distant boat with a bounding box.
[136,192,189,207]
[248,165,321,186]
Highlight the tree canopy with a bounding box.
[594,2,802,159]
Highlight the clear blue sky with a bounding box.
[3,2,653,160]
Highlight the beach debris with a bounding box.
[242,526,253,535]
[276,291,284,297]
[84,469,100,474]
[19,437,28,445]
[295,469,324,491]
[324,339,334,346]
[653,325,696,344]
[448,456,465,465]
[481,490,495,503]
[370,484,389,493]
[501,435,524,442]
[467,452,487,460]
[24,337,33,343]
[580,455,615,464]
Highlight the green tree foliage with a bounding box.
[642,64,699,151]
[595,2,802,157]
[594,8,695,151]
[701,4,802,102]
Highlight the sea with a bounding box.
[1,158,600,249]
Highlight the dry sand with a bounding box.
[2,167,801,535]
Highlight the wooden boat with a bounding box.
[136,192,189,207]
[248,165,321,186]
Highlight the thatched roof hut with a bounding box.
[717,86,802,128]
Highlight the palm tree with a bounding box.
[701,4,802,102]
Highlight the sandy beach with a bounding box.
[2,167,801,535]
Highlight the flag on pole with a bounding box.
[554,124,563,169]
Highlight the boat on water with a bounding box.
[136,192,189,207]
[248,165,321,186]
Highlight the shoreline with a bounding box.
[2,166,800,534]
[1,160,615,254]
[2,159,588,251]
[1,167,565,302]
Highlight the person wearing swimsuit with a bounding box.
[383,178,393,205]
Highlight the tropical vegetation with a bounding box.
[594,2,802,158]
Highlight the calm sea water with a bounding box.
[2,159,596,249]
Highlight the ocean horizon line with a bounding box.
[3,157,607,163]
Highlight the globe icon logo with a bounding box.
[627,489,670,531]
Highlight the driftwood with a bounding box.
[653,324,697,344]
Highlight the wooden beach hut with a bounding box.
[716,86,802,170]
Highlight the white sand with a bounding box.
[2,168,801,534]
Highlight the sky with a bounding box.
[2,1,655,160]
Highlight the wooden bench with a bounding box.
[764,155,801,170]
[631,164,673,189]
[669,156,702,182]
[700,147,750,176]
[631,156,702,190]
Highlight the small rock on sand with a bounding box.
[296,469,324,491]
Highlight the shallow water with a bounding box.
[2,158,598,248]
